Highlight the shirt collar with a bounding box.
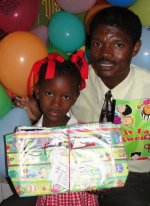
[95,65,134,102]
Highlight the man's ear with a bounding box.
[132,40,141,57]
[34,84,40,100]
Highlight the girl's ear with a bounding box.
[132,40,141,57]
[34,84,40,100]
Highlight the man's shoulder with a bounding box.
[131,64,150,82]
[131,64,150,76]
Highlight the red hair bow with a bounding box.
[46,52,64,79]
[27,53,64,96]
[71,50,89,90]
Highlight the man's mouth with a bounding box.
[96,58,117,68]
[99,62,114,67]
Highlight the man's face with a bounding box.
[90,24,140,88]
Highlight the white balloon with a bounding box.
[132,26,150,71]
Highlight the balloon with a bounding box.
[131,26,150,71]
[0,108,31,176]
[85,3,111,33]
[55,0,96,13]
[48,11,86,53]
[96,0,107,4]
[106,0,136,7]
[129,0,150,26]
[31,25,48,45]
[47,46,70,60]
[0,84,13,118]
[0,28,7,40]
[85,49,93,63]
[0,31,48,96]
[2,85,14,99]
[0,0,38,33]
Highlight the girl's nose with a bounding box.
[51,96,61,107]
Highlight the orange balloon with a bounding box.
[0,31,48,96]
[85,3,111,33]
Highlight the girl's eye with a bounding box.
[63,95,71,100]
[46,91,53,96]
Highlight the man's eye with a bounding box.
[63,95,71,100]
[91,41,101,47]
[46,91,53,96]
[115,42,124,48]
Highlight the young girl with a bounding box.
[22,50,99,206]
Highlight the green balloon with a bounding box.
[47,46,70,60]
[0,84,13,119]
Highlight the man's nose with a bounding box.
[101,44,113,58]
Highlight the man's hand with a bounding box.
[13,95,41,123]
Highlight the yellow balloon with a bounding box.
[129,0,150,26]
[0,31,48,96]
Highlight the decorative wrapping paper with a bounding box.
[5,123,128,197]
[114,99,150,160]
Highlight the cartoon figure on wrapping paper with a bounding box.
[114,104,134,125]
[137,98,150,121]
[27,184,37,193]
[130,152,142,160]
[121,115,135,126]
[37,137,63,149]
[114,104,132,125]
[38,167,47,178]
[20,168,30,178]
[144,144,150,153]
[144,134,150,153]
[117,104,132,116]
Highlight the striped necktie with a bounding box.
[99,90,115,123]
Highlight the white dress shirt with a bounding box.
[72,64,150,173]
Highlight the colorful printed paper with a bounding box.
[5,123,128,197]
[114,98,150,160]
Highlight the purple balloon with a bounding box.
[55,0,96,13]
[31,25,48,45]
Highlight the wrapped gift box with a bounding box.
[5,122,128,197]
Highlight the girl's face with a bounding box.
[35,74,79,127]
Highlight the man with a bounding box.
[72,6,150,206]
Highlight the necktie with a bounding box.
[99,90,115,123]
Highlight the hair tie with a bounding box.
[46,52,64,79]
[70,50,89,90]
[27,53,65,96]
